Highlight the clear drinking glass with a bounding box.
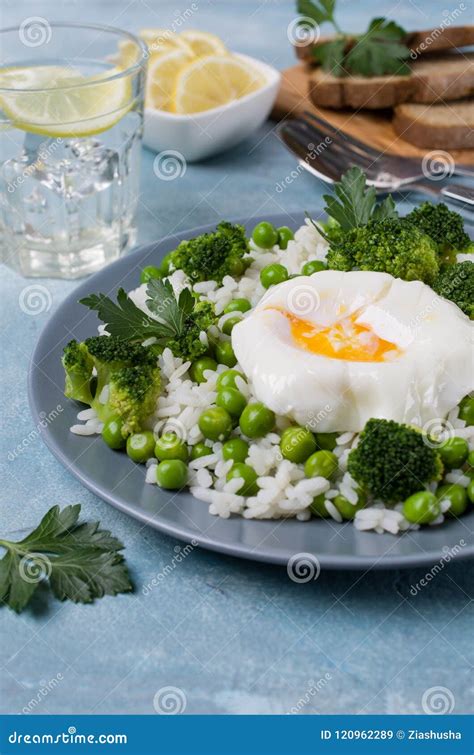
[0,23,147,278]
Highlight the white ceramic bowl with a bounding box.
[143,53,281,162]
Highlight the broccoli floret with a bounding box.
[167,300,215,360]
[103,364,161,436]
[326,218,439,285]
[168,221,250,283]
[348,418,443,503]
[405,202,471,267]
[433,261,474,318]
[62,340,94,404]
[62,336,161,435]
[84,336,156,399]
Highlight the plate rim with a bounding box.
[28,213,474,570]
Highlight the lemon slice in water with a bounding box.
[0,65,131,138]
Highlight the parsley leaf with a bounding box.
[297,0,336,26]
[297,1,411,78]
[313,38,346,75]
[80,288,164,341]
[322,167,398,232]
[145,278,194,338]
[346,18,411,76]
[0,505,132,613]
[80,279,196,345]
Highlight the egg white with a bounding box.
[231,271,473,432]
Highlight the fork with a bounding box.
[300,112,474,181]
[278,119,474,206]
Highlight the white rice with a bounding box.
[68,219,474,535]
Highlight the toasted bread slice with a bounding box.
[406,25,474,55]
[295,25,474,63]
[308,54,474,109]
[393,101,474,149]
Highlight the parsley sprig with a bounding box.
[297,1,411,77]
[322,167,398,231]
[80,278,194,344]
[0,505,132,613]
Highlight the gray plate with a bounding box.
[28,214,474,570]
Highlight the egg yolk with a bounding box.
[274,309,401,362]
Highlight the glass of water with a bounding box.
[0,23,147,278]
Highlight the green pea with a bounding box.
[280,426,317,463]
[260,264,288,289]
[467,450,474,468]
[215,341,237,367]
[459,396,474,426]
[310,494,330,518]
[214,341,237,367]
[277,226,294,250]
[216,387,247,418]
[403,491,440,524]
[314,432,338,451]
[140,265,162,284]
[305,450,338,479]
[468,478,474,504]
[156,459,187,490]
[189,357,217,384]
[198,407,233,442]
[102,417,126,450]
[154,432,189,462]
[239,402,275,439]
[126,431,155,463]
[160,253,173,276]
[222,438,249,463]
[252,221,278,249]
[216,369,246,390]
[333,491,366,520]
[438,437,469,468]
[302,260,327,276]
[227,257,245,277]
[222,315,242,336]
[190,442,212,461]
[226,462,259,496]
[436,484,468,517]
[224,298,251,314]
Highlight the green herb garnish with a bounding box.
[80,278,215,361]
[322,166,397,232]
[81,279,194,344]
[0,505,132,613]
[297,1,411,77]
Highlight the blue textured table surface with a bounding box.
[1,0,472,716]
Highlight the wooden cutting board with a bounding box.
[271,63,474,165]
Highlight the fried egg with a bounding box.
[231,271,473,432]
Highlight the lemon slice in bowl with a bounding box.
[173,55,266,114]
[146,49,193,111]
[140,28,194,56]
[179,30,227,56]
[118,28,193,68]
[0,65,131,138]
